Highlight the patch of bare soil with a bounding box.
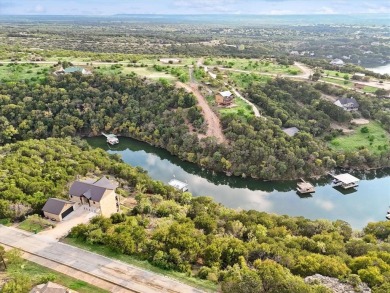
[351,118,370,125]
[176,81,226,143]
[330,122,354,134]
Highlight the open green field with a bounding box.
[324,70,352,79]
[322,76,380,93]
[363,85,379,93]
[322,76,353,87]
[6,259,107,293]
[63,237,217,292]
[18,215,53,233]
[229,72,272,88]
[219,97,254,118]
[137,57,196,67]
[330,122,390,154]
[204,57,301,75]
[123,66,177,81]
[0,63,51,82]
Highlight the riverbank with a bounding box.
[367,63,390,75]
[87,136,390,229]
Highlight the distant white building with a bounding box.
[330,59,345,66]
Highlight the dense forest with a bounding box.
[0,73,389,180]
[0,138,390,292]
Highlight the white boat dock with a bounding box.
[331,173,360,189]
[168,179,188,192]
[102,133,119,145]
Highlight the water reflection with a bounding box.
[87,136,390,229]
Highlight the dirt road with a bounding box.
[176,81,226,143]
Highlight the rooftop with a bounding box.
[333,173,360,184]
[282,127,299,137]
[168,179,188,190]
[42,198,73,215]
[219,90,233,97]
[70,177,118,202]
[64,66,84,73]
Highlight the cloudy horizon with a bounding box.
[0,0,389,16]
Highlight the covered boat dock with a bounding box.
[168,179,188,192]
[331,173,360,189]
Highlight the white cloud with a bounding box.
[33,4,46,13]
[317,7,336,14]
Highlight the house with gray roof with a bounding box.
[42,198,75,221]
[334,97,359,112]
[68,177,120,217]
[282,127,299,137]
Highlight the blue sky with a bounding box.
[1,0,389,15]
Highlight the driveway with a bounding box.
[0,226,204,293]
[40,205,95,240]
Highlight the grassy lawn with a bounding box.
[229,72,271,88]
[324,70,352,79]
[330,122,390,154]
[18,215,54,233]
[137,57,195,67]
[322,76,353,87]
[63,237,218,292]
[94,64,123,75]
[123,66,177,81]
[363,85,379,93]
[220,97,254,118]
[204,57,301,74]
[6,259,107,293]
[0,63,51,82]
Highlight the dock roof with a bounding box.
[334,173,360,184]
[168,179,188,190]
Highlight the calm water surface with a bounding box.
[87,137,390,229]
[367,64,390,75]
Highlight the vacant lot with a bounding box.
[5,259,107,293]
[0,63,51,82]
[330,122,390,154]
[204,57,301,75]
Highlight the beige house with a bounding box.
[69,177,120,217]
[42,198,75,221]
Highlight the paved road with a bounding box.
[2,244,133,293]
[0,226,204,293]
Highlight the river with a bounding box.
[87,136,390,230]
[367,64,390,75]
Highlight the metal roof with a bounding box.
[42,198,73,215]
[282,127,299,137]
[334,173,360,184]
[219,91,233,97]
[69,177,117,202]
[93,176,118,189]
[168,179,188,190]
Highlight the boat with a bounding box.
[296,179,315,194]
[168,179,188,192]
